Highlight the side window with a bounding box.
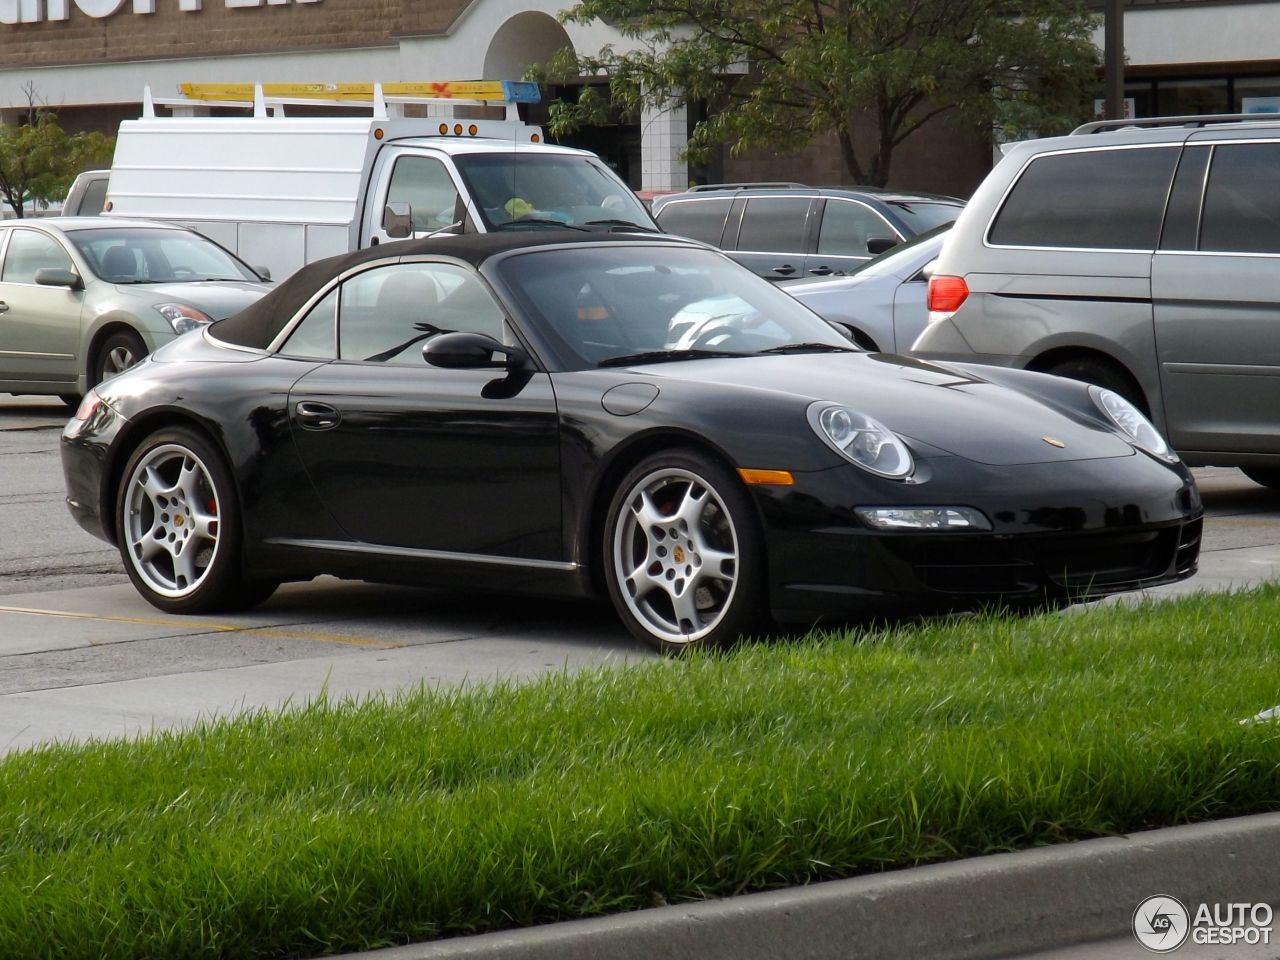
[339,262,507,364]
[387,157,461,233]
[281,288,338,359]
[817,200,896,257]
[2,230,73,284]
[988,147,1180,251]
[1200,143,1280,254]
[655,199,732,246]
[1159,146,1210,251]
[735,198,810,253]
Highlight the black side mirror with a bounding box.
[383,202,413,239]
[35,267,83,290]
[424,331,528,370]
[866,236,898,255]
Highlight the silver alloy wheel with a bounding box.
[612,466,740,645]
[121,442,222,599]
[103,341,140,377]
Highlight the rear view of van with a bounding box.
[913,115,1280,488]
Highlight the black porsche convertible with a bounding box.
[62,231,1201,652]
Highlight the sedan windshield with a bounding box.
[453,154,658,232]
[65,228,260,284]
[497,244,854,369]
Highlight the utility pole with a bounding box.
[1104,0,1125,120]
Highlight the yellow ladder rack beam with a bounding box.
[176,81,541,104]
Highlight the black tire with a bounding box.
[58,394,82,410]
[93,329,148,388]
[1242,467,1280,490]
[1044,357,1148,416]
[115,426,276,614]
[603,449,768,653]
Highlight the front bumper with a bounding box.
[754,453,1202,623]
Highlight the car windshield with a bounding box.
[497,244,854,370]
[884,200,962,234]
[848,223,951,278]
[65,228,260,284]
[453,154,658,232]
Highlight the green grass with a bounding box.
[2,587,1280,958]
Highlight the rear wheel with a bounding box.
[116,426,276,614]
[93,329,147,388]
[604,449,767,653]
[1044,357,1148,416]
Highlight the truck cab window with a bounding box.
[386,157,461,234]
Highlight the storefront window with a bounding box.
[1156,78,1229,116]
[1235,76,1280,115]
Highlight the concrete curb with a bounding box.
[329,812,1280,960]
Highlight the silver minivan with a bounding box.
[913,114,1280,488]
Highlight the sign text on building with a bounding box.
[1,0,320,24]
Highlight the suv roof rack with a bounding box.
[687,181,808,191]
[1072,112,1280,135]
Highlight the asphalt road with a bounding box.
[2,392,1279,753]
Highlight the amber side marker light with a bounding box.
[738,468,794,486]
[373,128,385,141]
[468,124,479,136]
[530,133,541,143]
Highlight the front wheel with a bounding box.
[116,426,276,614]
[1044,357,1148,416]
[604,450,767,653]
[1242,466,1280,490]
[93,329,147,388]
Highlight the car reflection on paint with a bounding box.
[62,231,1201,653]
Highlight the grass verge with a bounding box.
[2,587,1279,958]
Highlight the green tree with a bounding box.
[0,108,114,217]
[544,0,1101,185]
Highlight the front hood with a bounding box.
[111,280,271,320]
[633,352,1134,466]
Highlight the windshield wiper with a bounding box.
[757,342,858,355]
[584,219,660,233]
[598,348,747,367]
[491,218,589,231]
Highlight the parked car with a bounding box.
[63,231,1201,653]
[651,183,962,281]
[0,217,271,405]
[913,113,1280,488]
[779,224,949,352]
[61,169,109,217]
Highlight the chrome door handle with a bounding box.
[771,265,797,276]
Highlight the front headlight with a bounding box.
[154,303,213,335]
[807,402,914,479]
[1090,387,1175,461]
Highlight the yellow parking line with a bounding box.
[0,604,403,649]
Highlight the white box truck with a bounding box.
[104,81,658,280]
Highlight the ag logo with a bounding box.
[1133,895,1190,953]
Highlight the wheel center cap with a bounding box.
[673,545,686,564]
[174,514,185,527]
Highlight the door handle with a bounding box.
[771,265,797,276]
[808,266,834,276]
[0,301,9,314]
[295,401,340,430]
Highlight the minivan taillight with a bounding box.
[927,275,969,315]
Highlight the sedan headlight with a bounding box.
[154,303,213,335]
[1090,387,1175,461]
[807,402,914,479]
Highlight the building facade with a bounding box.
[0,0,1276,203]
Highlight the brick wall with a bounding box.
[0,0,413,65]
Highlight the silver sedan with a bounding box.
[0,217,271,405]
[779,225,948,353]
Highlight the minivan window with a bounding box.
[988,147,1180,250]
[736,197,809,253]
[655,198,732,246]
[1200,142,1280,254]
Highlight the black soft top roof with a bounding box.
[211,230,682,350]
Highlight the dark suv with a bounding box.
[651,183,963,281]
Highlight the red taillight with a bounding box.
[927,275,969,314]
